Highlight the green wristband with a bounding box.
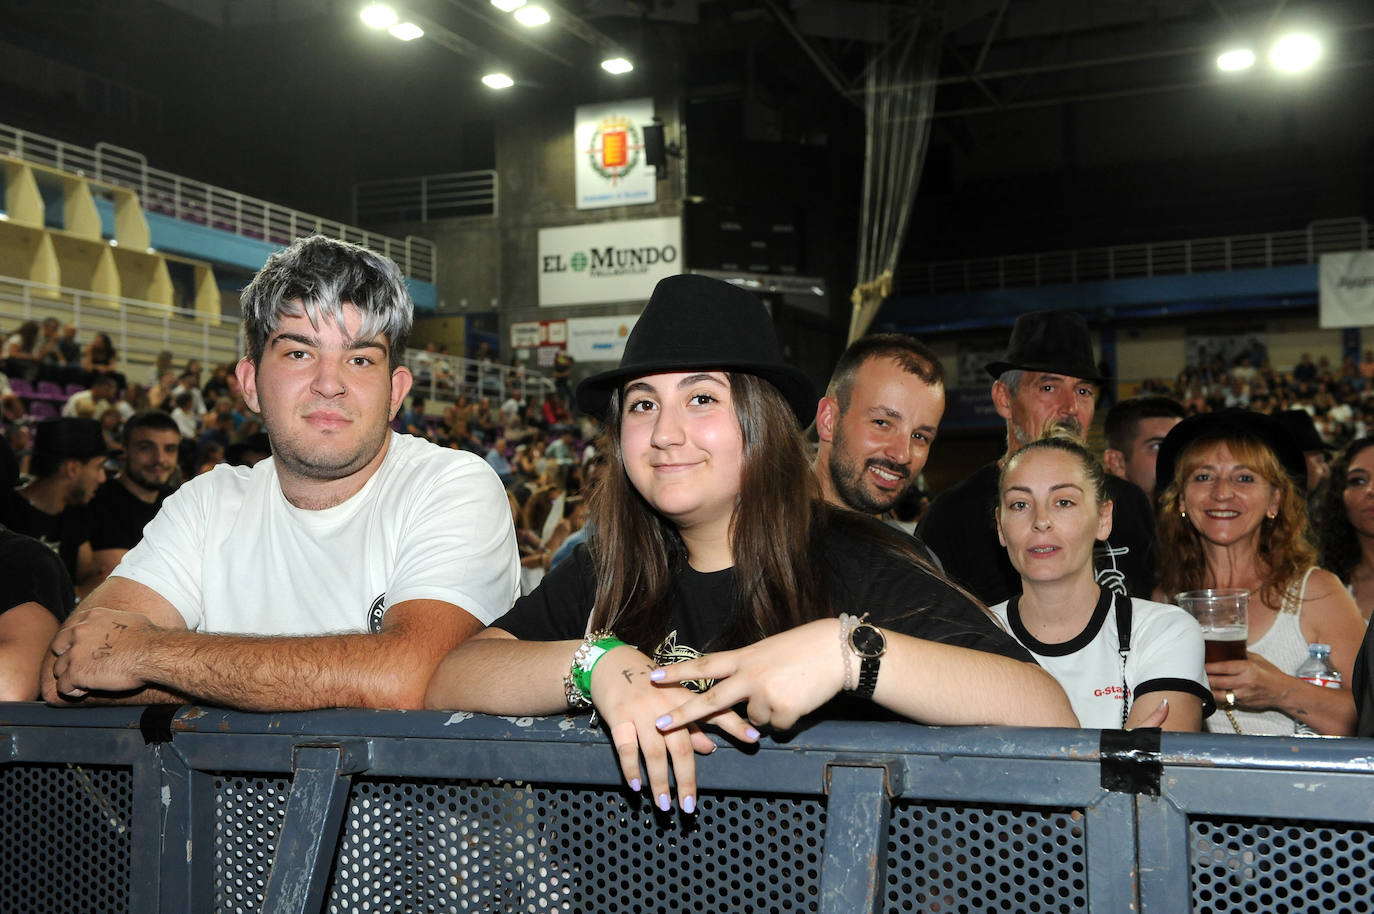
[573,636,629,697]
[564,631,630,708]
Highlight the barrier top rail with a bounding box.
[899,216,1371,295]
[0,121,437,284]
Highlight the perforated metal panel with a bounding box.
[211,775,826,913]
[884,802,1088,913]
[1190,816,1374,914]
[214,774,292,913]
[0,763,133,914]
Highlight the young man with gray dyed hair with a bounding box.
[43,235,520,710]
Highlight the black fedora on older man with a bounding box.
[576,273,817,425]
[985,310,1107,382]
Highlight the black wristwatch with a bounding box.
[848,622,886,699]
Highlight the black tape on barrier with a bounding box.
[138,704,181,745]
[1099,727,1162,796]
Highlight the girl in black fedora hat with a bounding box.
[427,274,1075,814]
[1155,410,1364,735]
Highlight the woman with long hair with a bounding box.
[1319,436,1374,622]
[83,332,117,372]
[1155,410,1365,735]
[988,435,1210,730]
[427,275,1075,813]
[4,320,40,360]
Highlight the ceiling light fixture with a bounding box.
[1270,33,1321,72]
[389,21,424,40]
[601,57,633,75]
[490,0,526,10]
[359,4,399,28]
[513,5,550,26]
[482,73,515,89]
[1216,48,1256,72]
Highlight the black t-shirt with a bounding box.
[89,478,164,551]
[0,525,75,622]
[915,463,1157,609]
[0,490,92,579]
[493,526,1034,670]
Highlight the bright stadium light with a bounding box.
[490,0,525,10]
[360,4,398,28]
[482,73,515,89]
[601,57,634,75]
[1216,48,1256,72]
[1270,33,1321,72]
[389,21,424,40]
[513,5,550,26]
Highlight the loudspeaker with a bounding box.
[643,123,666,171]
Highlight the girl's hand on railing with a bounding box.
[589,645,744,815]
[650,619,844,735]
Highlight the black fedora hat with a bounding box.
[985,310,1107,382]
[575,274,817,425]
[1154,409,1308,497]
[31,418,114,461]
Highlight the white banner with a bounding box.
[1320,251,1374,328]
[566,314,640,363]
[538,217,681,306]
[575,98,657,210]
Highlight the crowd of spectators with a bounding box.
[398,387,596,594]
[1136,345,1374,450]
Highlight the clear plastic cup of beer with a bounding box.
[1175,589,1249,662]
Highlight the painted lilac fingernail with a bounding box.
[648,669,666,682]
[629,778,641,792]
[655,714,673,730]
[682,795,696,814]
[657,793,671,811]
[745,727,761,741]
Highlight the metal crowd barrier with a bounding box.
[2,704,1371,913]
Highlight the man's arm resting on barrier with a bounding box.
[0,603,60,701]
[42,577,484,710]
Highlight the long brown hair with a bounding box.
[1156,432,1315,607]
[587,372,825,650]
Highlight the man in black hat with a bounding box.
[916,311,1157,606]
[0,418,108,592]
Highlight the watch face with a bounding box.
[849,624,885,658]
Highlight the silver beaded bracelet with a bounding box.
[838,613,861,692]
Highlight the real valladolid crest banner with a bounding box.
[538,217,682,306]
[575,98,656,210]
[1320,251,1374,328]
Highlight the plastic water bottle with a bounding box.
[1294,643,1341,736]
[1296,643,1342,689]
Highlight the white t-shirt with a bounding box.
[989,590,1213,729]
[61,390,113,418]
[113,432,520,635]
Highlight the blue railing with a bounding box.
[1,704,1370,913]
